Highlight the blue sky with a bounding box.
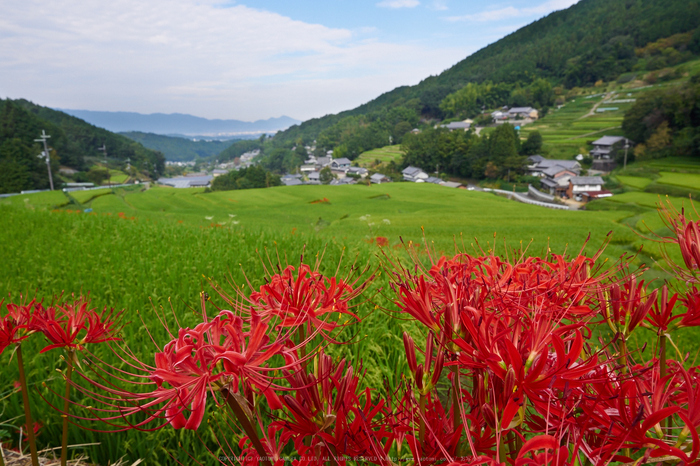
[0,0,579,121]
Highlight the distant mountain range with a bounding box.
[57,109,301,138]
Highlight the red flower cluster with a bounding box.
[53,201,700,466]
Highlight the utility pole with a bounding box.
[98,144,110,187]
[35,130,54,190]
[623,139,630,170]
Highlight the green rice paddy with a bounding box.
[1,178,697,464]
[355,145,404,166]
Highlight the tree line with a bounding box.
[623,78,700,159]
[401,125,543,181]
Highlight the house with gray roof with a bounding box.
[370,173,391,184]
[567,176,605,199]
[527,157,581,177]
[330,177,356,186]
[440,121,471,131]
[402,166,429,182]
[508,107,539,119]
[589,136,631,159]
[330,158,352,170]
[158,175,213,188]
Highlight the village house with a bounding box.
[315,157,332,169]
[589,136,632,159]
[370,173,391,184]
[307,171,321,183]
[346,167,368,178]
[300,164,316,174]
[330,177,356,186]
[567,176,610,202]
[402,166,429,182]
[527,156,581,177]
[508,107,539,119]
[330,158,352,170]
[281,174,303,186]
[211,169,229,177]
[158,175,213,188]
[440,120,472,131]
[588,135,632,171]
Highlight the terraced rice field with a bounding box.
[356,145,404,166]
[616,175,653,189]
[657,171,700,189]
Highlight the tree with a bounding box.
[489,124,519,163]
[521,131,543,155]
[87,167,110,186]
[484,161,500,179]
[319,166,334,184]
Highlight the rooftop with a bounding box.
[570,176,605,185]
[591,136,627,146]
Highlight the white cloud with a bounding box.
[0,0,464,120]
[446,0,579,22]
[377,0,420,9]
[430,0,449,11]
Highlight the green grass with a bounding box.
[0,182,696,464]
[107,169,129,185]
[356,145,404,166]
[1,190,69,210]
[69,188,113,205]
[657,171,700,189]
[616,175,653,189]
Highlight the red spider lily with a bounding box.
[238,425,287,466]
[599,276,657,337]
[514,435,569,466]
[398,392,462,465]
[69,309,291,431]
[17,421,43,437]
[0,299,39,354]
[242,264,370,336]
[274,352,394,465]
[679,287,700,328]
[645,285,680,333]
[31,296,123,353]
[653,200,700,279]
[403,331,444,394]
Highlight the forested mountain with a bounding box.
[120,132,238,161]
[61,109,300,136]
[272,0,700,148]
[0,99,165,193]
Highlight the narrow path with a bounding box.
[579,92,615,119]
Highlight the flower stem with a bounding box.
[619,337,631,459]
[418,393,427,446]
[16,345,39,466]
[223,390,272,466]
[61,351,74,466]
[660,334,668,436]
